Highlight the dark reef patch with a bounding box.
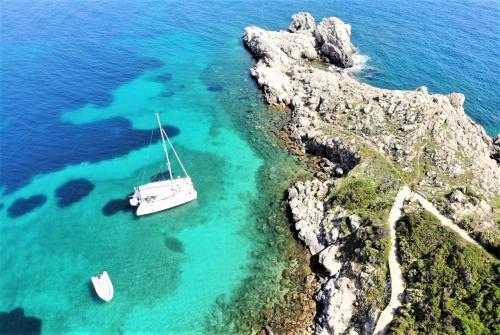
[102,198,130,216]
[8,195,47,218]
[155,73,173,82]
[1,117,180,194]
[164,236,184,253]
[55,178,94,208]
[0,307,42,335]
[161,91,175,98]
[207,84,223,92]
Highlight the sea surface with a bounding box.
[1,0,498,334]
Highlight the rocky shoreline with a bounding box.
[243,12,499,335]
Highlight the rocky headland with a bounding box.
[243,12,499,335]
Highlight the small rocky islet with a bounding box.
[242,12,499,335]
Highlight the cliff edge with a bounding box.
[244,12,499,335]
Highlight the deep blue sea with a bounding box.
[1,0,499,333]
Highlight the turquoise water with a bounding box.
[1,0,499,333]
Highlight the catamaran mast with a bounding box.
[156,113,174,180]
[161,127,190,178]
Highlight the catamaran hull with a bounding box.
[130,114,197,216]
[130,178,197,216]
[136,190,197,216]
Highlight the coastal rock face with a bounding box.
[243,13,356,105]
[316,276,357,335]
[318,244,342,276]
[288,179,337,254]
[289,12,356,68]
[245,11,499,335]
[243,26,317,105]
[288,177,369,334]
[244,12,500,225]
[314,18,356,68]
[304,137,361,176]
[289,12,316,33]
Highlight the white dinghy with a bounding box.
[129,113,197,216]
[91,271,114,302]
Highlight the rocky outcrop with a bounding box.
[289,12,316,33]
[318,245,342,276]
[444,187,492,221]
[245,11,499,335]
[288,179,337,254]
[314,18,356,68]
[244,11,500,222]
[316,276,357,335]
[288,178,376,335]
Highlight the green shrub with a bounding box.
[391,210,499,335]
[332,178,378,211]
[331,177,394,222]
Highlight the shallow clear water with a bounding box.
[1,0,498,333]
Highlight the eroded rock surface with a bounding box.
[314,17,356,68]
[288,179,336,254]
[289,12,316,33]
[316,276,357,335]
[244,11,499,233]
[245,11,499,335]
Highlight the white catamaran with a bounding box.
[129,113,197,216]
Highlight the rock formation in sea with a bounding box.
[244,12,499,335]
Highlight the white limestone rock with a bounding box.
[288,179,338,254]
[289,12,316,33]
[244,11,500,335]
[319,244,342,276]
[348,214,361,232]
[243,13,500,216]
[315,276,357,335]
[314,17,356,68]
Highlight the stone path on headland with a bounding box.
[373,186,491,335]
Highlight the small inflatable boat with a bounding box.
[91,271,114,302]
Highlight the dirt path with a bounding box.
[411,193,480,246]
[373,186,411,335]
[373,187,488,334]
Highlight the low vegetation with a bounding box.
[329,177,395,311]
[391,210,500,335]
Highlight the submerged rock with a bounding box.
[8,194,47,218]
[0,307,42,335]
[55,178,94,208]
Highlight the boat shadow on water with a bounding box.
[0,307,42,334]
[101,197,139,220]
